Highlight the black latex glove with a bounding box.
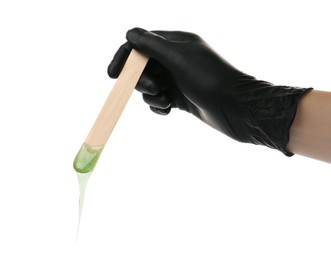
[108,27,312,156]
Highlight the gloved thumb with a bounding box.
[126,27,170,63]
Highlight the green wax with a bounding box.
[73,143,104,241]
[76,171,91,241]
[73,143,104,174]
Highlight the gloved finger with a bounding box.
[143,58,166,75]
[126,27,170,63]
[142,93,171,109]
[150,106,171,115]
[152,30,202,42]
[107,42,131,78]
[136,74,160,96]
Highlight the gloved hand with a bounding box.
[108,27,312,156]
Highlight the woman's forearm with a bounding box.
[287,90,331,163]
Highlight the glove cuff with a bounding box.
[233,83,313,156]
[277,87,313,156]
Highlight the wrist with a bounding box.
[230,79,313,155]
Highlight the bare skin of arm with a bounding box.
[287,90,331,163]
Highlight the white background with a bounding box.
[1,0,331,259]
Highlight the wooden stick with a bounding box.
[85,49,149,146]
